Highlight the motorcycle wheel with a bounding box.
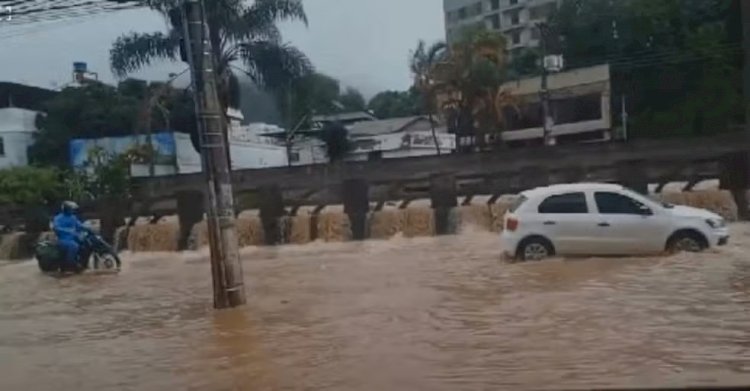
[93,253,120,271]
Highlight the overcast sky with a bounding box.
[1,0,445,98]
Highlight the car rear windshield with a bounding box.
[509,195,528,213]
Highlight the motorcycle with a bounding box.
[35,231,121,274]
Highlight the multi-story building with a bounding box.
[444,0,560,50]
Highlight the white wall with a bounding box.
[0,108,39,169]
[130,164,178,177]
[0,131,34,169]
[291,142,328,166]
[350,131,457,156]
[230,141,288,169]
[173,132,202,174]
[172,131,290,174]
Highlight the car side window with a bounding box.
[595,192,648,215]
[538,192,588,214]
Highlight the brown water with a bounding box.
[2,224,750,390]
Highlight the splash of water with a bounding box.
[117,190,740,253]
[316,213,352,242]
[127,223,180,253]
[402,207,435,238]
[288,215,312,245]
[369,210,406,240]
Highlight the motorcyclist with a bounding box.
[52,201,93,271]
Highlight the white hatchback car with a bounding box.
[501,183,730,261]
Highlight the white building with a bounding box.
[500,64,612,146]
[285,116,457,165]
[0,107,39,169]
[347,116,457,161]
[444,0,560,50]
[311,111,377,128]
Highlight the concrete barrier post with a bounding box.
[617,160,648,195]
[258,185,285,245]
[430,174,458,235]
[98,198,126,244]
[177,191,205,251]
[23,205,51,235]
[342,179,370,240]
[720,152,750,220]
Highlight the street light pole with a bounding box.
[182,0,246,309]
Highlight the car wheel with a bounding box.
[518,238,554,262]
[668,231,707,254]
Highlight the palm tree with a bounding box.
[110,0,313,153]
[432,27,515,151]
[410,40,448,155]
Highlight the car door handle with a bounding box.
[598,222,611,227]
[544,221,557,226]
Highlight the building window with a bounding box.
[531,26,541,40]
[471,2,483,16]
[368,151,383,161]
[488,13,500,29]
[491,0,500,10]
[510,0,518,5]
[510,10,520,25]
[530,3,556,20]
[289,152,300,163]
[553,93,603,125]
[458,7,467,19]
[512,31,521,45]
[0,136,4,156]
[459,135,475,147]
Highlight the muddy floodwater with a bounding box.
[2,225,750,390]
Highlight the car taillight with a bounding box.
[505,217,519,232]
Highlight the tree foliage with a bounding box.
[367,89,421,119]
[551,0,743,138]
[507,48,541,79]
[338,87,367,112]
[110,0,313,115]
[30,83,139,167]
[0,149,137,208]
[280,72,340,128]
[0,167,65,206]
[69,147,135,202]
[409,40,447,114]
[30,80,197,167]
[431,27,516,148]
[318,122,351,162]
[279,72,368,129]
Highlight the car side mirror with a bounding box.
[639,205,653,216]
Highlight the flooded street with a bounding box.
[2,224,750,390]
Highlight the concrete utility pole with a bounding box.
[743,0,750,129]
[538,22,555,147]
[181,0,246,309]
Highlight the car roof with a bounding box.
[521,183,624,198]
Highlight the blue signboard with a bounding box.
[69,132,177,168]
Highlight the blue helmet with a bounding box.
[61,201,79,215]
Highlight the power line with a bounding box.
[563,42,743,70]
[0,9,124,39]
[0,6,141,30]
[0,0,142,27]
